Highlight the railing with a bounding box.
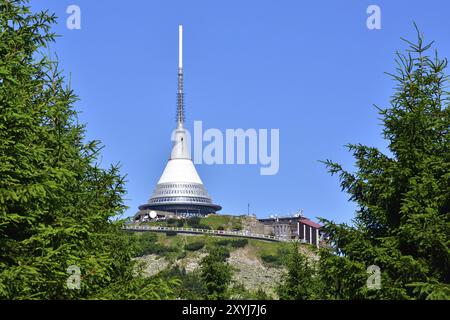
[122,224,294,242]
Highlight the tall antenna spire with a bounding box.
[177,25,184,128]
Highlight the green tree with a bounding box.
[277,243,320,300]
[320,25,450,300]
[159,267,207,300]
[252,287,273,300]
[200,247,232,300]
[93,274,180,300]
[0,0,176,299]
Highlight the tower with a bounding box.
[138,25,221,218]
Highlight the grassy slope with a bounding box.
[131,215,318,298]
[143,232,301,267]
[142,214,244,231]
[136,214,317,263]
[201,215,244,230]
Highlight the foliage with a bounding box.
[0,0,177,299]
[201,214,241,231]
[216,239,232,246]
[215,238,248,248]
[260,253,282,266]
[91,275,180,300]
[185,217,210,230]
[320,25,450,300]
[229,283,274,300]
[175,220,185,228]
[260,246,289,267]
[252,287,274,300]
[166,218,184,228]
[231,222,242,231]
[277,243,321,300]
[407,281,450,300]
[230,238,248,248]
[184,240,205,251]
[126,232,180,258]
[159,267,206,300]
[199,247,233,300]
[186,217,201,227]
[127,232,158,257]
[228,283,252,299]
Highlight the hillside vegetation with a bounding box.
[126,223,318,299]
[141,214,244,231]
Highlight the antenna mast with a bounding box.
[177,25,185,128]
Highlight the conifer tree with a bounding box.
[200,247,232,300]
[0,0,176,299]
[277,243,321,300]
[320,25,450,300]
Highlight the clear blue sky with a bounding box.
[30,0,450,224]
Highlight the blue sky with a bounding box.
[29,0,450,224]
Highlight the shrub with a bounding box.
[231,223,242,231]
[230,239,248,248]
[277,247,290,261]
[176,220,185,227]
[132,238,179,257]
[130,232,159,257]
[185,241,205,251]
[215,238,247,248]
[218,247,230,260]
[186,216,201,227]
[260,253,282,266]
[165,231,178,237]
[177,250,187,259]
[200,247,233,299]
[166,218,177,226]
[216,239,232,246]
[160,267,206,299]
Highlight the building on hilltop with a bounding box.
[258,215,323,247]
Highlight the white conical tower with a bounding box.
[139,25,221,217]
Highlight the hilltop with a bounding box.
[127,215,319,298]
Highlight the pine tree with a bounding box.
[277,243,321,300]
[320,25,450,300]
[200,247,232,300]
[0,0,177,299]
